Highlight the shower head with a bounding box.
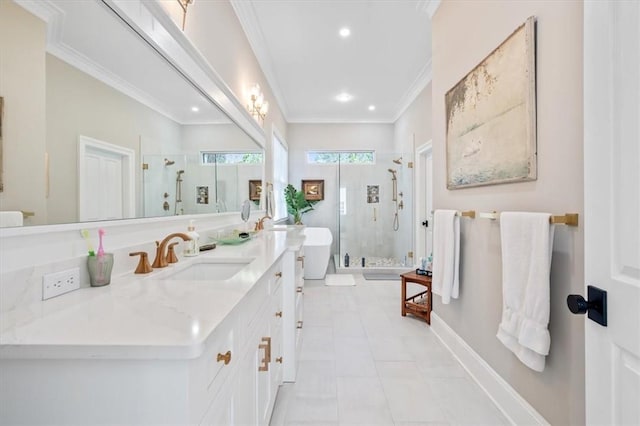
[392,157,403,165]
[164,158,175,166]
[388,168,397,179]
[177,170,185,175]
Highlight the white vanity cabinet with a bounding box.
[282,244,305,382]
[201,259,285,426]
[0,249,288,426]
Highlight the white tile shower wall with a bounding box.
[0,212,263,315]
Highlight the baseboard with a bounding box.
[430,313,550,426]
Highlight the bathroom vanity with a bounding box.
[0,232,302,425]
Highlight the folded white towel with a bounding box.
[0,211,24,227]
[496,212,555,372]
[432,209,460,304]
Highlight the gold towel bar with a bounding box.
[456,210,476,219]
[477,211,579,226]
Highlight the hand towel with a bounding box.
[0,211,24,228]
[432,209,460,304]
[497,212,555,372]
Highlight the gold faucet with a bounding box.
[152,232,192,268]
[254,215,272,231]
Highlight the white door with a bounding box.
[414,142,434,263]
[78,135,135,222]
[583,1,640,424]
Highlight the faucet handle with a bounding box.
[129,251,153,274]
[166,242,179,264]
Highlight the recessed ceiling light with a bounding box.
[368,105,376,111]
[339,27,351,38]
[191,106,199,112]
[336,92,353,102]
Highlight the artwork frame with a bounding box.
[196,185,209,205]
[249,180,262,201]
[302,179,324,201]
[367,185,379,203]
[0,96,3,192]
[445,16,537,189]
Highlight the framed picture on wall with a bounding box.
[302,179,324,201]
[249,180,262,201]
[445,16,537,189]
[196,186,209,204]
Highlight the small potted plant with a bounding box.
[284,184,318,225]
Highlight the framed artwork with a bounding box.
[445,16,537,189]
[0,96,3,192]
[302,179,324,201]
[367,185,379,203]
[196,186,209,204]
[249,180,262,201]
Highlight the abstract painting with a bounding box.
[446,16,537,189]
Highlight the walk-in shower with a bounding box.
[335,153,412,274]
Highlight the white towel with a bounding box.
[497,212,555,372]
[0,211,24,227]
[432,209,460,304]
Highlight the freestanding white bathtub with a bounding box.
[302,227,333,279]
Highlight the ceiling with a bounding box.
[232,0,434,123]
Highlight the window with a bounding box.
[306,151,375,165]
[201,152,263,165]
[272,130,288,221]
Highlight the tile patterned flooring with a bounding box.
[270,274,509,426]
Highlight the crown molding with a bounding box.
[391,58,433,123]
[230,0,290,121]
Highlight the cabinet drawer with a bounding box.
[204,328,235,394]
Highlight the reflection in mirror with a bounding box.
[143,151,262,216]
[0,0,263,227]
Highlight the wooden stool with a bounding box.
[400,271,432,324]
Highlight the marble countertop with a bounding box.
[0,231,291,360]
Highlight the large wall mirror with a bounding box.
[0,0,264,227]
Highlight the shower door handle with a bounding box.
[422,220,429,227]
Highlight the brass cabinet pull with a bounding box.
[216,350,232,365]
[275,271,282,278]
[296,286,303,293]
[297,255,305,268]
[275,357,283,363]
[262,337,271,362]
[275,311,282,318]
[258,343,269,372]
[258,336,272,371]
[297,320,303,329]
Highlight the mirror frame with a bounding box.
[3,0,266,235]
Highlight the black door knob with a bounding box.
[422,220,428,227]
[567,294,590,314]
[567,285,607,327]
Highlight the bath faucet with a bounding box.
[255,215,272,231]
[152,232,192,268]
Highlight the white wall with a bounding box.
[0,1,47,225]
[432,1,584,424]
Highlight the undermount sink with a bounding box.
[159,258,254,281]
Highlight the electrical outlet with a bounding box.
[42,267,80,300]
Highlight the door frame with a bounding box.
[78,135,135,221]
[414,140,433,263]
